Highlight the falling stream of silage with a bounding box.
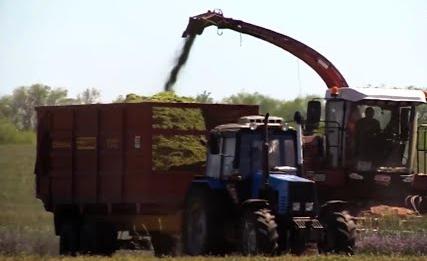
[164,36,196,92]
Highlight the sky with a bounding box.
[0,0,426,102]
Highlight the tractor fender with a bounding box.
[318,200,350,219]
[241,199,270,211]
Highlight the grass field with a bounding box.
[1,144,427,259]
[0,145,57,255]
[1,255,427,261]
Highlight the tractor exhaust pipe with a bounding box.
[262,113,270,189]
[293,111,304,167]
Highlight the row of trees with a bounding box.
[0,84,100,130]
[3,83,425,144]
[117,90,315,122]
[0,84,315,143]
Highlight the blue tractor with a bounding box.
[182,114,350,255]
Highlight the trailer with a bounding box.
[34,101,258,255]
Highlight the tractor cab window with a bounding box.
[206,133,237,178]
[348,101,414,171]
[239,131,297,177]
[222,136,236,177]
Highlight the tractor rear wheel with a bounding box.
[319,211,356,255]
[183,187,212,255]
[240,208,278,256]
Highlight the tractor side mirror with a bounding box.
[208,133,220,154]
[401,107,411,139]
[294,111,304,125]
[306,100,321,132]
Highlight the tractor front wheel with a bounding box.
[240,208,278,256]
[319,211,356,255]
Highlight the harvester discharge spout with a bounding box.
[182,11,226,37]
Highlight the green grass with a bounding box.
[0,144,52,228]
[0,254,426,261]
[0,118,35,145]
[0,144,57,255]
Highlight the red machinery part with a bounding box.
[183,10,349,89]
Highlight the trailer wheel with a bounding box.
[96,223,118,256]
[240,208,278,256]
[151,232,180,257]
[59,221,79,256]
[319,211,356,255]
[79,222,98,255]
[80,222,117,256]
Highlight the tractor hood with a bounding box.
[269,173,314,184]
[325,87,426,103]
[252,171,313,199]
[268,173,316,215]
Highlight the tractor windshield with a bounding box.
[347,101,415,172]
[239,131,297,175]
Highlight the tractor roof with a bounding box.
[325,87,426,103]
[213,115,285,132]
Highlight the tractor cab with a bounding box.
[204,115,317,217]
[303,87,426,200]
[205,115,299,180]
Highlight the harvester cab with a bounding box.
[183,114,353,256]
[303,87,427,203]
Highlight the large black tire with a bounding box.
[240,208,278,256]
[183,187,225,255]
[79,222,98,255]
[59,221,79,256]
[80,221,117,256]
[319,211,356,255]
[96,223,118,256]
[151,232,180,257]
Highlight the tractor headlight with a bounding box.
[292,202,301,211]
[305,202,314,212]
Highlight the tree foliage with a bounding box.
[0,84,68,130]
[195,91,213,103]
[0,85,102,131]
[222,91,319,121]
[1,83,425,145]
[76,88,101,104]
[0,117,35,144]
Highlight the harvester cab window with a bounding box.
[325,100,345,168]
[349,102,414,171]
